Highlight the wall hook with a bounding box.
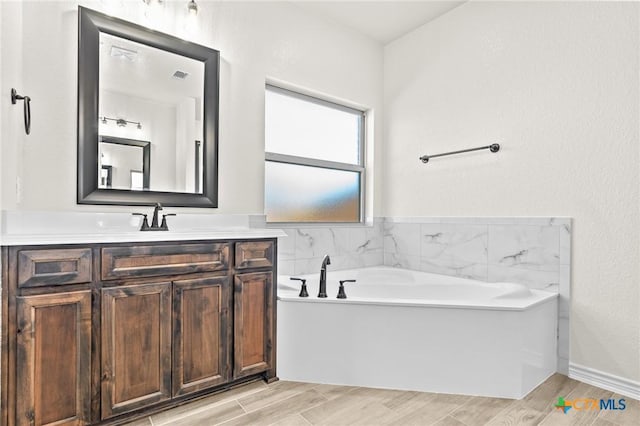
[11,88,31,135]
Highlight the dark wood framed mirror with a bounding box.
[78,6,219,207]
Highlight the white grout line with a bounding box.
[299,414,314,425]
[426,396,474,426]
[216,387,328,425]
[445,397,475,426]
[152,383,268,426]
[236,398,247,412]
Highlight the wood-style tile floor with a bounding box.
[126,374,638,426]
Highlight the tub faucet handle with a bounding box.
[337,279,356,299]
[290,277,309,297]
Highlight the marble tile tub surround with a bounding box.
[382,217,571,289]
[277,216,570,285]
[275,219,385,276]
[276,216,571,374]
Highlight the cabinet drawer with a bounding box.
[102,243,229,281]
[18,248,93,288]
[235,241,274,270]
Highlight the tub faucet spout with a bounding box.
[318,255,331,298]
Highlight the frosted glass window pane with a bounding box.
[265,88,361,164]
[265,162,360,223]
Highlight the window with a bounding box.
[264,85,365,223]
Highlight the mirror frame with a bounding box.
[99,136,151,190]
[77,6,219,207]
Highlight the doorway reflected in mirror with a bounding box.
[98,136,150,191]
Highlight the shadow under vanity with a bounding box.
[1,237,277,425]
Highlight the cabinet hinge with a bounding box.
[26,409,35,423]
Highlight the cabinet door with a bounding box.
[101,283,172,419]
[16,291,91,426]
[173,276,231,396]
[233,272,273,378]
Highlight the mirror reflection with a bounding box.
[99,32,204,193]
[99,136,150,191]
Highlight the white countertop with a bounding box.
[0,228,286,246]
[0,210,285,245]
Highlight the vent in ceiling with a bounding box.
[172,70,189,79]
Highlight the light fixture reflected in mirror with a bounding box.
[99,116,142,130]
[187,0,198,16]
[185,0,199,36]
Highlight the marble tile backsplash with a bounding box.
[277,217,570,289]
[275,216,571,373]
[276,220,384,276]
[383,218,570,289]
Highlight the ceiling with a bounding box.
[100,32,204,105]
[292,1,466,44]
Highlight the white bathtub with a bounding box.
[277,266,558,399]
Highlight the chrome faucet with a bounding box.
[318,255,331,298]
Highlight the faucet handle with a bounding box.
[290,277,308,297]
[337,279,356,299]
[132,213,150,231]
[160,213,176,231]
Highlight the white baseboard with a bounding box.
[569,363,640,401]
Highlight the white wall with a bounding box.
[99,143,143,189]
[0,0,383,215]
[175,97,198,193]
[0,1,24,211]
[100,90,177,191]
[384,1,639,383]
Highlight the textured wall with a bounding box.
[0,1,383,215]
[383,1,639,382]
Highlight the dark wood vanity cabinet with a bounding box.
[233,272,273,379]
[16,291,92,426]
[172,276,232,397]
[1,239,277,426]
[101,282,173,418]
